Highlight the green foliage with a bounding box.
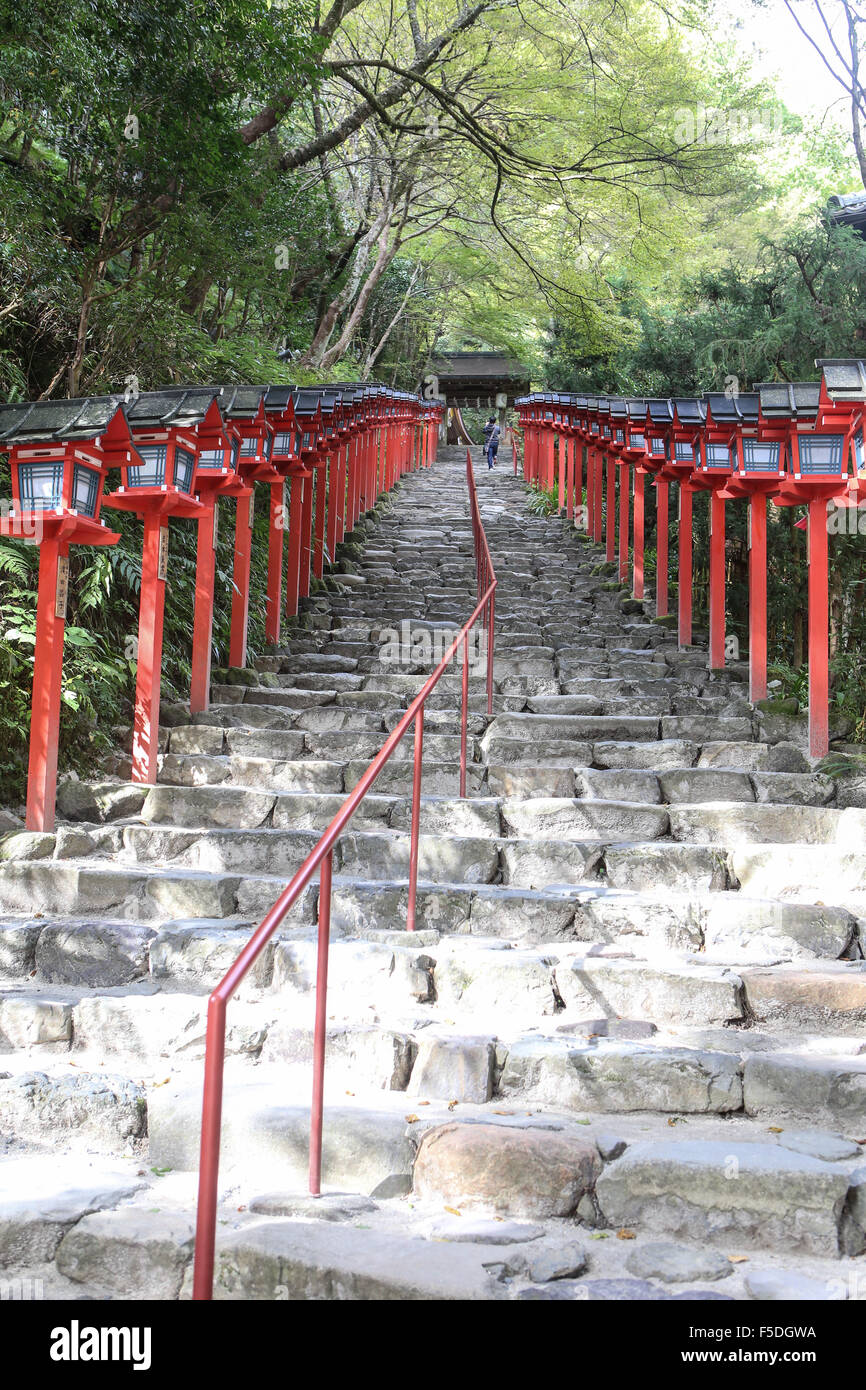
[524,482,560,517]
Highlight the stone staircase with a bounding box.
[2,444,866,1302]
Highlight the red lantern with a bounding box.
[0,397,125,829]
[102,391,211,783]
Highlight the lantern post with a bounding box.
[102,402,206,783]
[569,398,586,525]
[642,401,675,617]
[266,385,319,629]
[619,400,649,597]
[121,388,243,716]
[210,388,276,667]
[551,398,566,511]
[527,395,541,486]
[540,396,556,490]
[692,393,743,670]
[596,402,616,560]
[563,399,579,520]
[528,400,541,484]
[0,397,124,830]
[312,390,339,580]
[715,393,786,703]
[608,399,630,580]
[583,398,602,542]
[767,369,864,757]
[292,390,325,598]
[656,398,705,648]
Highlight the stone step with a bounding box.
[595,1140,851,1256]
[155,754,487,796]
[670,803,866,847]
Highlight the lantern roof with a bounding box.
[815,358,866,399]
[646,398,674,424]
[263,385,296,413]
[754,382,819,419]
[216,385,269,418]
[294,388,324,418]
[0,395,126,443]
[703,392,760,426]
[121,386,223,428]
[608,397,628,419]
[626,399,647,419]
[671,397,706,427]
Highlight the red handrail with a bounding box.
[192,449,496,1298]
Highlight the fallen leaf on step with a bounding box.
[728,1255,749,1264]
[418,1101,430,1106]
[589,1233,609,1240]
[767,1126,784,1133]
[448,1100,459,1110]
[492,1109,514,1115]
[405,1114,420,1124]
[345,1090,354,1096]
[667,1116,686,1126]
[444,1206,461,1217]
[152,1078,171,1088]
[616,1229,636,1240]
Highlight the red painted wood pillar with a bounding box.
[586,446,595,536]
[313,459,329,578]
[327,450,341,563]
[575,443,584,527]
[284,474,305,619]
[561,433,569,511]
[656,479,669,617]
[265,481,285,646]
[299,470,314,599]
[808,496,830,757]
[565,438,575,519]
[709,491,726,669]
[132,514,167,784]
[370,428,379,503]
[25,536,68,831]
[749,493,768,702]
[618,461,629,582]
[334,444,347,545]
[347,436,359,531]
[605,453,616,561]
[190,500,217,713]
[678,482,693,647]
[229,491,252,668]
[359,433,369,511]
[633,468,645,599]
[594,449,604,542]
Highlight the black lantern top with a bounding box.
[0,395,130,540]
[757,380,849,486]
[815,358,866,402]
